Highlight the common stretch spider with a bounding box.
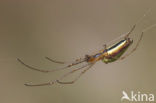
[17,9,156,86]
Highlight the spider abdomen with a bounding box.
[102,39,133,63]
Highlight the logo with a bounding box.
[121,91,154,102]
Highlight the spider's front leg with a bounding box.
[24,63,92,86]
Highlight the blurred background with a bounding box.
[0,0,156,103]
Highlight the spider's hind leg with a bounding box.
[124,8,151,39]
[56,63,94,84]
[125,24,136,39]
[120,32,143,60]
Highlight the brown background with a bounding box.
[0,0,156,103]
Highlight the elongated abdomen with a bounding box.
[102,39,132,63]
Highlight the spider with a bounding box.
[17,9,156,86]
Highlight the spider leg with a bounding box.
[17,58,50,73]
[45,56,65,64]
[120,32,143,60]
[58,63,92,80]
[125,8,151,38]
[24,63,91,86]
[56,64,93,84]
[57,63,94,84]
[17,58,87,73]
[45,56,86,66]
[106,25,136,46]
[119,9,155,60]
[107,9,151,45]
[125,25,136,39]
[120,22,156,60]
[24,81,55,87]
[125,8,152,39]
